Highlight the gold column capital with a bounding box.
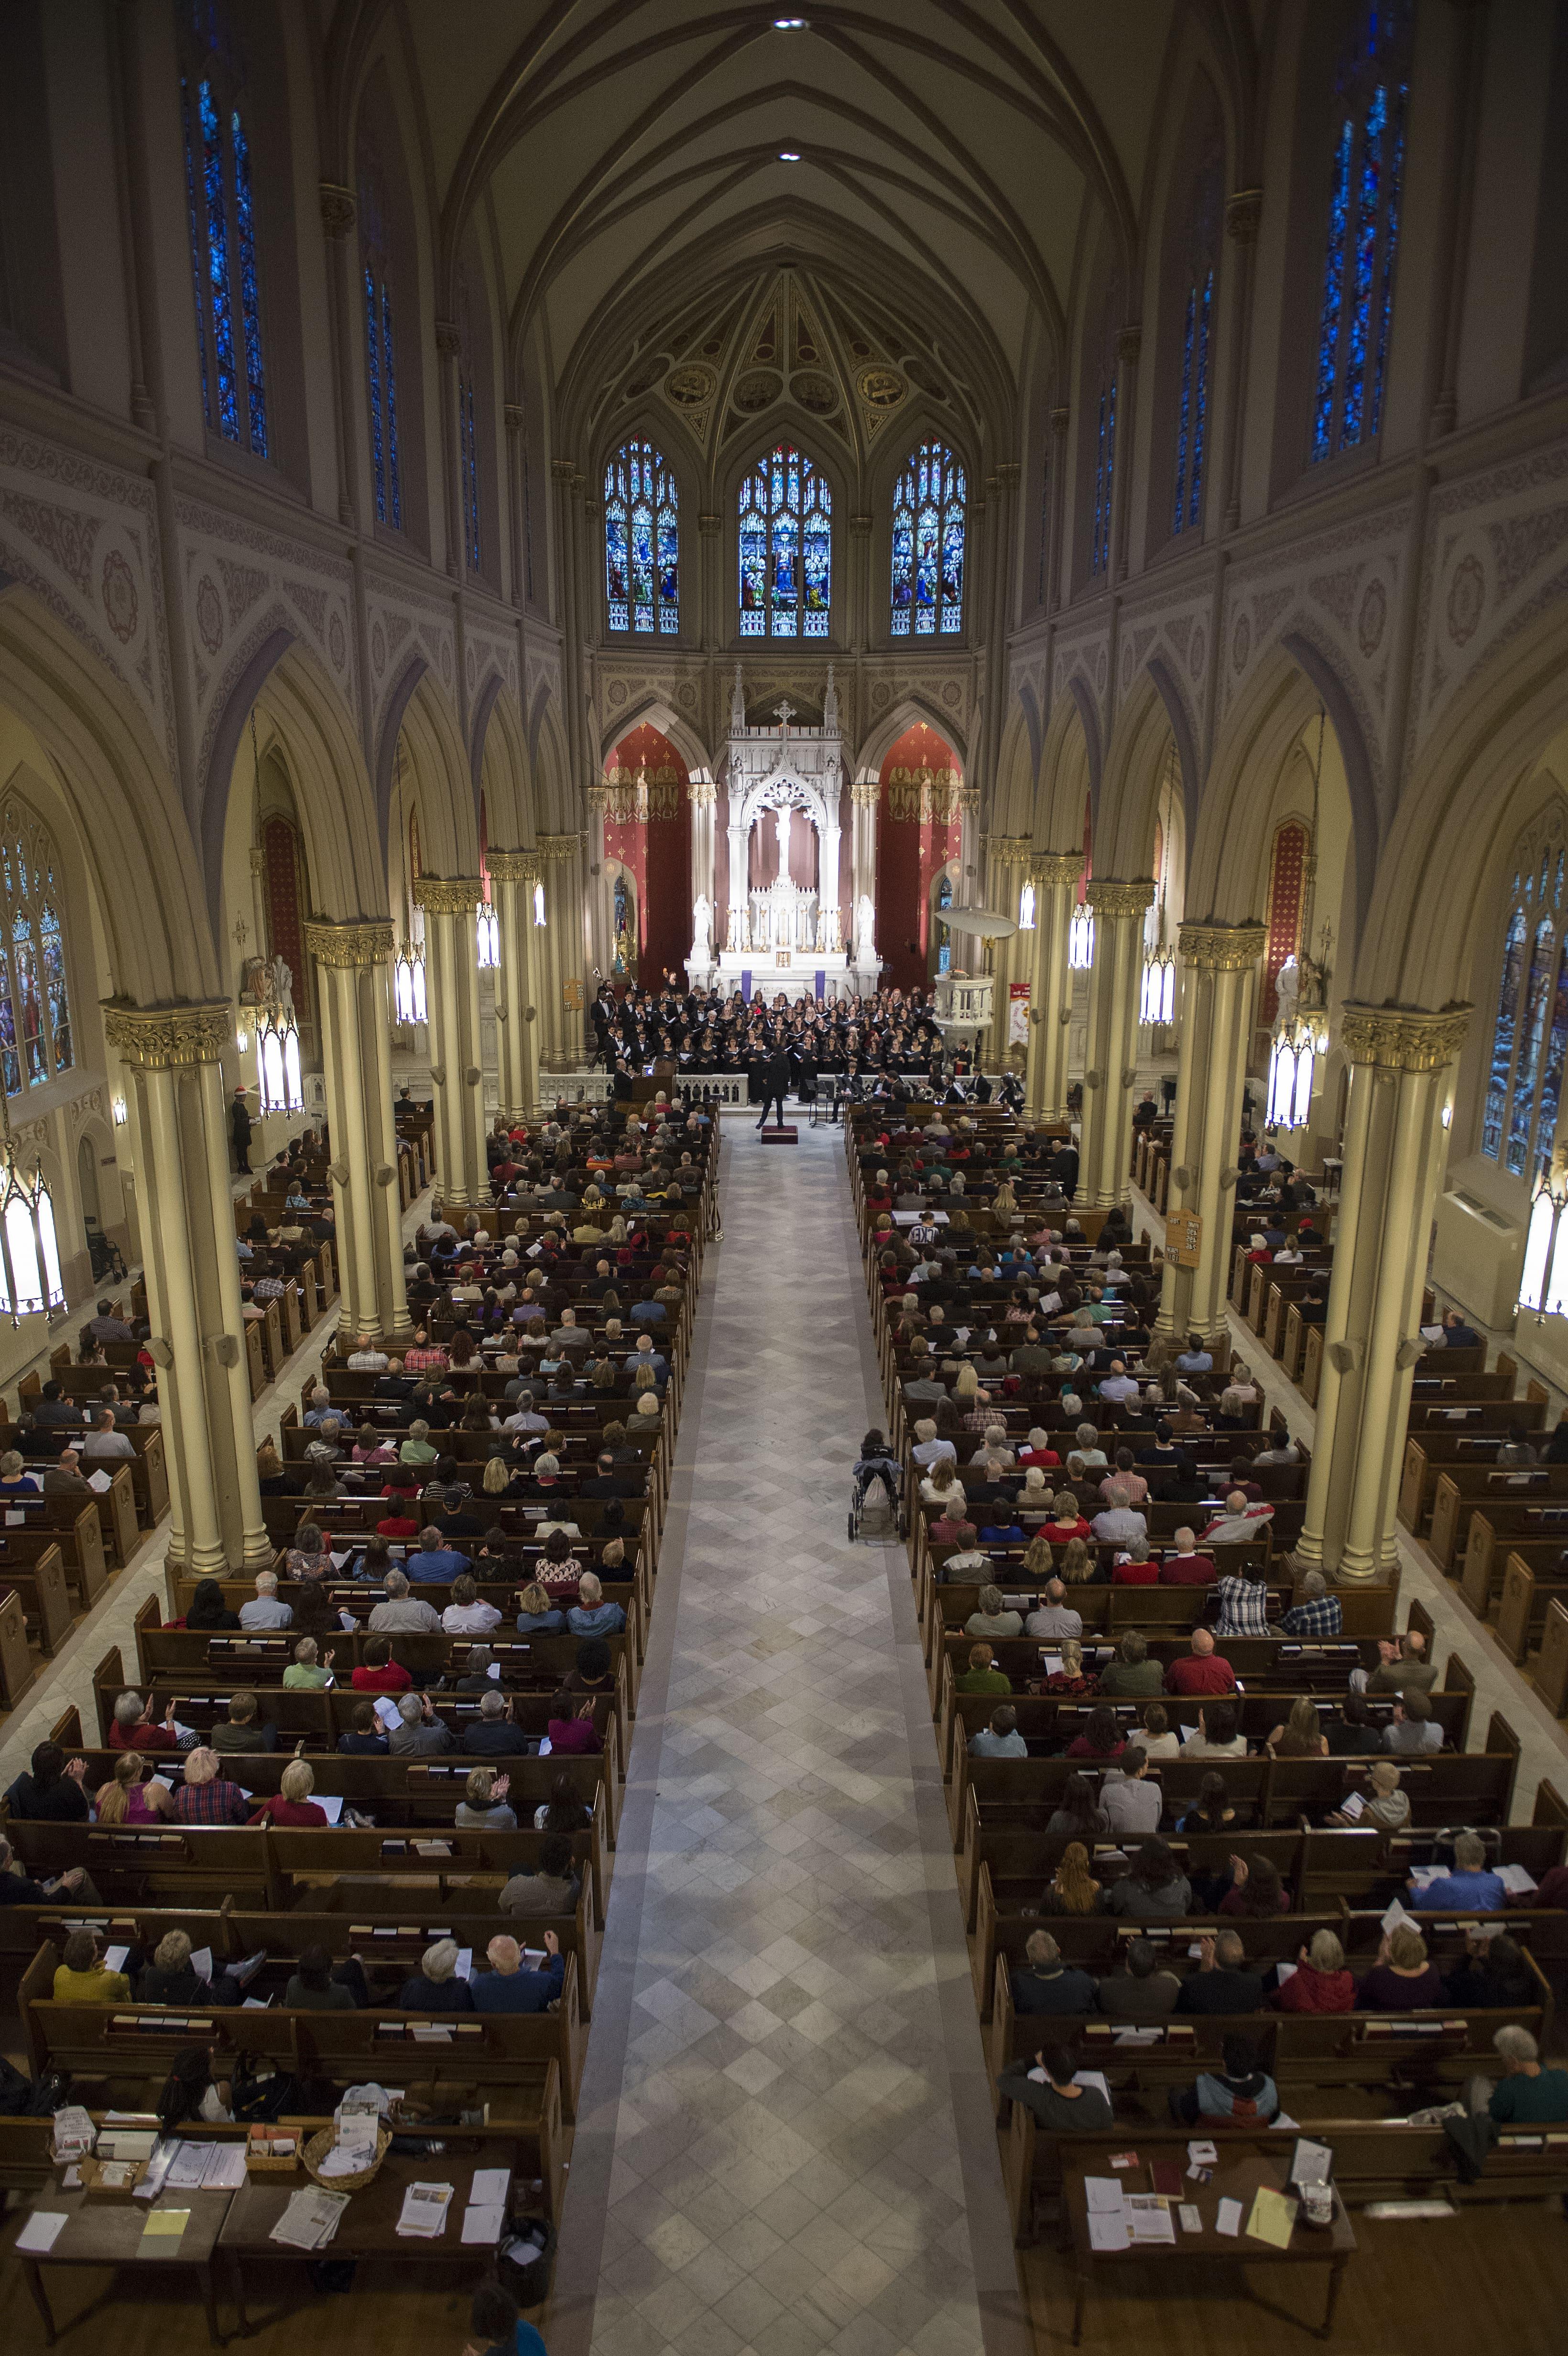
[1086,876,1156,919]
[687,777,718,807]
[413,877,485,916]
[305,918,395,967]
[850,779,881,809]
[1339,1001,1472,1072]
[488,850,544,884]
[982,835,1034,862]
[102,1001,233,1069]
[1226,186,1265,244]
[1031,850,1084,888]
[248,846,267,879]
[535,833,582,862]
[1176,919,1267,971]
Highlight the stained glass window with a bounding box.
[1090,379,1116,577]
[1485,826,1568,1178]
[604,440,679,634]
[1311,2,1412,464]
[359,153,403,531]
[738,445,831,638]
[0,799,73,1097]
[1172,272,1213,534]
[178,7,268,459]
[460,377,480,572]
[891,441,966,637]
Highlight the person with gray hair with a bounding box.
[82,1407,135,1461]
[464,1688,528,1757]
[1024,1579,1083,1642]
[455,1767,517,1831]
[1090,1481,1147,1548]
[396,1936,476,2013]
[388,1691,455,1756]
[110,1689,179,1750]
[567,1570,625,1637]
[1465,2022,1568,2125]
[1010,1927,1098,2015]
[471,1930,565,2015]
[0,1833,93,1906]
[240,1569,293,1631]
[1278,1567,1344,1638]
[367,1568,441,1632]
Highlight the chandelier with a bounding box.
[1017,880,1036,931]
[477,903,499,969]
[1519,1149,1568,1320]
[393,944,427,1024]
[1140,942,1176,1025]
[1265,1016,1325,1129]
[257,1010,303,1113]
[1068,904,1094,970]
[0,1088,64,1324]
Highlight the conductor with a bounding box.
[756,1047,790,1132]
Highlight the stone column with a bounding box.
[536,834,584,1067]
[489,851,543,1121]
[1156,921,1266,1343]
[584,786,613,982]
[306,919,413,1346]
[1078,877,1156,1207]
[1024,851,1080,1118]
[101,1003,270,1573]
[849,774,880,991]
[1296,1003,1470,1583]
[414,878,486,1206]
[982,836,1032,1066]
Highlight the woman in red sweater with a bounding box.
[251,1758,329,1827]
[351,1636,412,1694]
[1271,1929,1355,2012]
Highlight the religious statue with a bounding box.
[692,893,712,960]
[855,893,875,963]
[1274,953,1301,1025]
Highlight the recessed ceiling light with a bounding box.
[773,17,808,27]
[779,151,801,162]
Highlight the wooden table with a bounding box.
[10,2181,233,2346]
[1062,2140,1356,2345]
[217,2153,510,2323]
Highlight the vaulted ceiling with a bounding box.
[332,1,1259,455]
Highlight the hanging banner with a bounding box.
[1008,982,1030,1044]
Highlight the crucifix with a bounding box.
[773,698,796,732]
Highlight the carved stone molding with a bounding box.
[697,513,723,537]
[319,183,356,239]
[1176,919,1267,971]
[983,834,1034,863]
[1031,851,1084,887]
[1085,876,1156,919]
[487,850,544,884]
[304,918,395,967]
[535,833,582,862]
[1226,187,1265,244]
[1049,407,1070,438]
[850,780,881,808]
[248,846,267,879]
[434,320,462,359]
[503,404,525,436]
[102,1001,233,1069]
[1116,326,1143,367]
[849,514,874,537]
[687,778,717,807]
[413,877,484,916]
[1339,1001,1472,1072]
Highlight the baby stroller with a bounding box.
[848,1439,904,1541]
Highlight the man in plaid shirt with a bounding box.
[1214,1558,1274,1638]
[1277,1571,1343,1639]
[402,1333,448,1374]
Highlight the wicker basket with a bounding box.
[301,2122,392,2191]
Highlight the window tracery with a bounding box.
[739,445,831,637]
[177,1,269,459]
[1311,0,1413,464]
[604,440,679,635]
[0,799,73,1098]
[1483,811,1568,1178]
[890,441,966,636]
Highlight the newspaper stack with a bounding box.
[395,2181,454,2238]
[269,2188,350,2250]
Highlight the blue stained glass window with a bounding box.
[737,445,830,638]
[604,441,678,634]
[0,798,72,1096]
[365,268,386,521]
[1535,946,1568,1180]
[178,20,269,460]
[1173,286,1196,536]
[1091,378,1117,576]
[1311,3,1412,463]
[460,378,480,571]
[1186,272,1212,531]
[1484,907,1525,1157]
[891,441,966,637]
[381,287,402,529]
[230,109,267,457]
[1508,917,1556,1175]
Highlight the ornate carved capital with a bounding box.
[551,458,577,485]
[413,876,485,916]
[536,833,582,862]
[955,786,980,816]
[487,850,544,884]
[1031,851,1084,888]
[102,1001,233,1069]
[503,403,525,436]
[305,918,395,968]
[993,459,1021,482]
[1086,876,1156,919]
[983,835,1033,864]
[1049,406,1070,437]
[1116,325,1143,367]
[248,846,267,879]
[585,785,610,809]
[849,514,874,537]
[319,182,356,239]
[687,778,717,807]
[697,513,723,537]
[1226,187,1265,244]
[1339,1001,1472,1073]
[434,319,462,358]
[1176,919,1267,971]
[851,780,881,809]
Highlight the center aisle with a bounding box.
[550,1118,1030,2356]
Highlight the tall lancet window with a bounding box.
[359,148,402,529]
[1089,369,1116,578]
[1482,818,1568,1179]
[739,445,831,638]
[178,1,269,458]
[1312,0,1413,463]
[891,441,966,636]
[1172,148,1222,536]
[0,798,74,1096]
[604,441,679,634]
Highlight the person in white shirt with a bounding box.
[1091,1484,1147,1548]
[1136,1703,1183,1760]
[911,1418,958,1472]
[239,1570,293,1630]
[82,1409,135,1461]
[441,1574,502,1636]
[1100,1748,1163,1837]
[346,1334,390,1372]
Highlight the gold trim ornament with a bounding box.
[304,920,395,967]
[101,1002,234,1068]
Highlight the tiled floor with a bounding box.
[550,1118,1030,2356]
